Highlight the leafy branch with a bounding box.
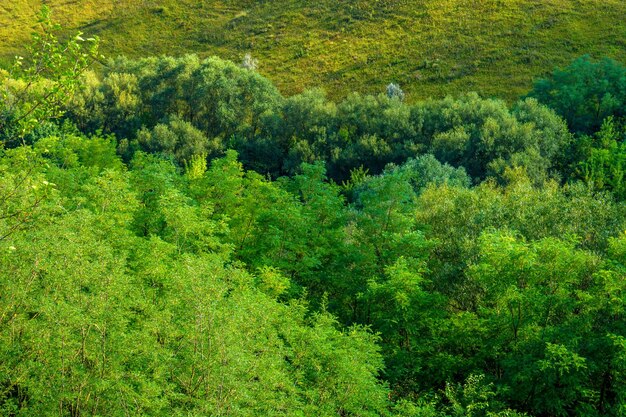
[0,6,101,143]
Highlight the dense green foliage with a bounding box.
[0,143,392,416]
[529,56,626,135]
[3,10,626,417]
[66,55,572,185]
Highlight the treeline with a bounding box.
[65,55,570,185]
[56,53,626,195]
[2,11,626,416]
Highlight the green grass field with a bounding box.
[2,0,626,101]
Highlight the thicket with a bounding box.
[2,9,626,417]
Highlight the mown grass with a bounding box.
[2,0,626,101]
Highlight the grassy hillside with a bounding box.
[2,0,626,101]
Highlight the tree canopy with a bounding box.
[2,10,626,417]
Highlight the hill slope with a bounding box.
[2,0,626,101]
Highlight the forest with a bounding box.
[2,7,626,417]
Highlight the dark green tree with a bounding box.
[529,55,626,135]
